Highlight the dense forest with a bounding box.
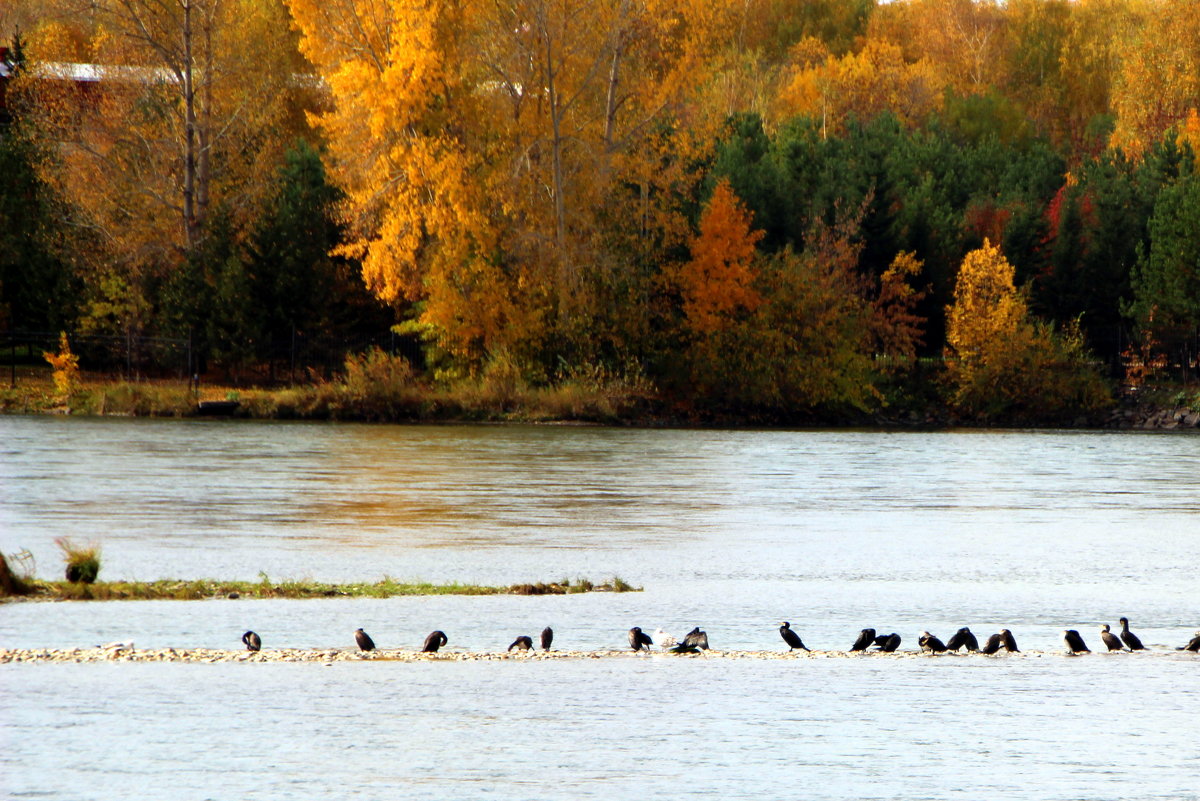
[2,0,1199,423]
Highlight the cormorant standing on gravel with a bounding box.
[1178,631,1200,652]
[981,633,1002,654]
[1119,617,1145,650]
[1000,629,1019,652]
[242,631,261,652]
[945,627,979,652]
[541,627,554,651]
[629,627,653,651]
[1100,624,1124,651]
[850,629,876,651]
[508,635,533,652]
[1063,629,1090,653]
[422,630,448,653]
[876,633,901,652]
[668,627,709,653]
[355,628,375,652]
[919,631,948,653]
[681,627,709,650]
[779,622,809,652]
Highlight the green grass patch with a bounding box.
[14,575,641,602]
[56,537,101,584]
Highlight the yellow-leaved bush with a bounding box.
[945,240,1110,422]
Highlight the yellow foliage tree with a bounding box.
[868,0,1006,93]
[288,0,517,362]
[1057,0,1144,152]
[946,240,1110,421]
[1110,1,1200,157]
[42,331,80,400]
[1178,108,1200,162]
[775,38,944,134]
[678,180,764,334]
[945,239,1027,368]
[289,0,753,365]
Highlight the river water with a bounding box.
[2,416,1199,799]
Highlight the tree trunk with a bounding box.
[182,0,199,249]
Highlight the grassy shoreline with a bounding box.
[4,576,640,602]
[0,369,658,425]
[3,367,1198,428]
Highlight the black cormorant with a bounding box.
[779,622,809,652]
[919,631,947,653]
[944,627,979,652]
[877,633,901,652]
[680,627,709,650]
[1119,617,1145,650]
[242,631,261,652]
[850,628,876,652]
[422,630,448,653]
[629,626,653,651]
[1100,624,1124,651]
[1178,631,1200,652]
[355,628,375,652]
[508,635,533,652]
[541,626,554,651]
[1063,629,1090,653]
[1000,629,1019,652]
[981,633,1002,654]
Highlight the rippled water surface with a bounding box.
[2,416,1199,799]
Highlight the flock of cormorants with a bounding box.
[236,617,1200,655]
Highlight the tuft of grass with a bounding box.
[55,537,101,584]
[0,553,34,597]
[610,575,637,592]
[11,575,642,602]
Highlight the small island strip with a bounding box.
[1,575,640,603]
[4,647,1195,664]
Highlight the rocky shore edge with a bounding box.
[4,646,1196,664]
[1106,404,1200,430]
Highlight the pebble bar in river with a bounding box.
[4,647,1196,663]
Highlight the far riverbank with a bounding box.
[3,370,1198,429]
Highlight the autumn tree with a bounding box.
[1057,0,1142,157]
[869,0,1007,94]
[1110,1,1200,158]
[946,240,1027,366]
[872,251,927,361]
[774,39,944,135]
[1001,0,1071,142]
[711,213,878,416]
[289,0,754,370]
[678,179,763,334]
[25,0,304,342]
[946,240,1109,421]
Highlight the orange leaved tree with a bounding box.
[678,179,764,335]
